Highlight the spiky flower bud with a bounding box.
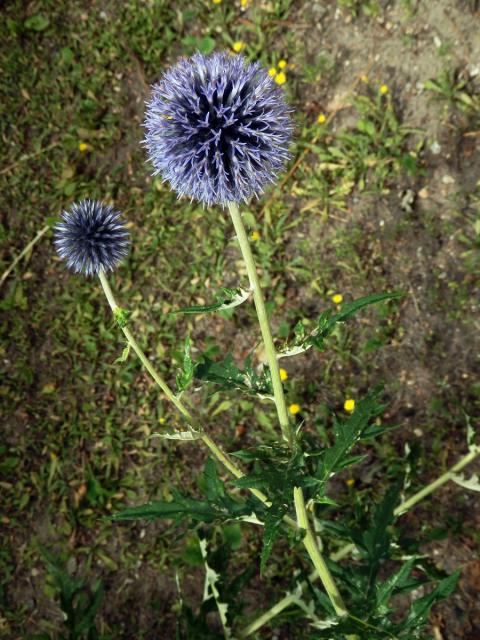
[144,52,292,206]
[54,199,129,276]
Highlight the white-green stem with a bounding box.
[227,202,348,618]
[227,202,292,447]
[98,269,298,529]
[293,487,348,618]
[240,446,480,637]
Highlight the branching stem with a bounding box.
[98,269,297,529]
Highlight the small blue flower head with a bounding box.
[54,199,130,276]
[144,52,292,206]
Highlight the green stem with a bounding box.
[227,203,347,617]
[238,593,305,638]
[98,269,298,529]
[241,446,480,636]
[227,202,292,446]
[394,447,479,516]
[293,487,348,618]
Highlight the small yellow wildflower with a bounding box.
[274,71,286,85]
[213,0,221,4]
[240,0,249,7]
[158,417,166,424]
[332,293,343,305]
[78,142,88,152]
[289,403,301,415]
[279,368,288,382]
[278,59,287,69]
[50,451,58,461]
[317,113,327,125]
[251,230,260,241]
[380,84,389,95]
[360,74,369,83]
[344,399,355,413]
[268,67,277,77]
[346,478,355,488]
[232,41,244,53]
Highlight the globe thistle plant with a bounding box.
[144,52,292,206]
[54,199,130,276]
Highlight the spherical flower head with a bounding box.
[144,52,292,207]
[54,199,130,276]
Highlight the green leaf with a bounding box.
[280,292,403,358]
[113,460,251,526]
[175,287,250,315]
[198,36,216,55]
[360,485,398,566]
[261,504,288,574]
[25,14,50,31]
[112,489,228,524]
[314,386,386,491]
[176,336,195,393]
[203,458,225,501]
[376,558,416,613]
[401,570,460,632]
[114,342,130,364]
[195,353,272,397]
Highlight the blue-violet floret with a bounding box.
[54,199,130,276]
[144,52,292,206]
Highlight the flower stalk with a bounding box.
[97,269,299,529]
[227,202,293,446]
[227,202,348,618]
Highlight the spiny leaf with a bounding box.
[314,386,385,491]
[376,558,416,613]
[261,503,288,574]
[195,353,272,397]
[113,460,251,525]
[279,292,403,358]
[174,287,250,315]
[176,336,195,393]
[401,570,460,632]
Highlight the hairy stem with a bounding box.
[227,202,347,617]
[98,269,297,529]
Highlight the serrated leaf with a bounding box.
[279,292,403,358]
[153,430,201,441]
[113,460,252,526]
[360,485,399,567]
[376,558,416,613]
[199,538,232,638]
[261,504,287,574]
[401,570,460,632]
[315,387,385,490]
[203,458,225,501]
[195,353,272,397]
[175,287,251,315]
[451,472,480,492]
[176,336,195,393]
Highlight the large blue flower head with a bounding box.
[54,199,130,276]
[144,52,292,206]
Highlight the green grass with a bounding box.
[1,0,479,637]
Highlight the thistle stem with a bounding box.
[97,269,297,529]
[227,202,347,618]
[227,202,292,447]
[293,488,348,617]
